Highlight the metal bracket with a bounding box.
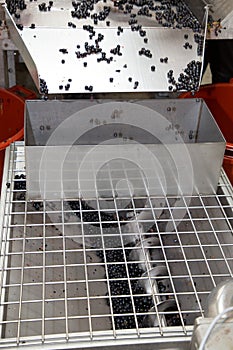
[0,13,17,87]
[2,38,17,51]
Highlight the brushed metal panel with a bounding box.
[4,1,206,93]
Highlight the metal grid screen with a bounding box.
[0,142,233,348]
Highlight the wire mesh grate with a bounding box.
[0,142,233,348]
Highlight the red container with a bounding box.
[224,155,233,183]
[180,81,233,184]
[0,86,36,189]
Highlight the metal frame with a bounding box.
[0,5,17,88]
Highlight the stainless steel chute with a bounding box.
[3,0,208,94]
[24,98,225,200]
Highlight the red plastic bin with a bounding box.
[180,81,233,184]
[0,85,37,189]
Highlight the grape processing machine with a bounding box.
[0,1,233,349]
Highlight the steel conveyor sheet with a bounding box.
[0,142,233,349]
[4,0,206,94]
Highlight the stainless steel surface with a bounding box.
[25,98,225,200]
[191,316,233,350]
[0,20,8,88]
[205,0,233,39]
[0,142,233,349]
[206,0,233,20]
[206,279,233,317]
[6,0,165,29]
[6,50,16,87]
[0,42,6,88]
[183,0,206,24]
[3,6,39,88]
[185,0,233,39]
[4,1,207,93]
[185,0,233,24]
